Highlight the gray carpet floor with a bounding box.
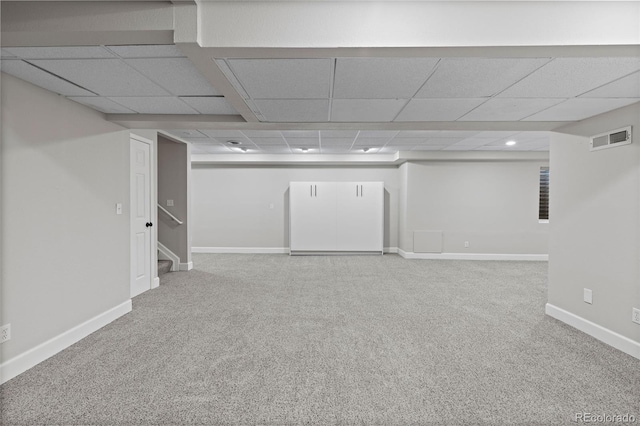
[1,254,639,425]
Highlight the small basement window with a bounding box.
[539,167,549,222]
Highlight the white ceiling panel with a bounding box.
[424,137,466,144]
[416,58,550,98]
[411,145,449,151]
[199,130,247,139]
[446,138,493,147]
[387,138,428,145]
[241,130,283,138]
[254,99,329,122]
[498,57,640,98]
[437,131,480,138]
[395,130,441,138]
[1,60,95,96]
[106,45,185,58]
[30,59,169,96]
[108,97,198,114]
[284,138,320,146]
[523,98,639,121]
[248,138,287,145]
[331,99,407,122]
[281,130,319,138]
[579,72,640,98]
[227,59,331,99]
[320,130,358,138]
[333,58,438,99]
[353,138,392,146]
[68,96,135,114]
[4,46,115,59]
[179,96,237,114]
[395,98,485,121]
[321,138,356,146]
[473,131,520,138]
[212,137,252,146]
[459,98,565,121]
[357,130,398,138]
[126,58,220,96]
[168,130,208,139]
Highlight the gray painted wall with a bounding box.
[548,103,640,343]
[401,160,549,254]
[1,73,130,361]
[191,166,400,249]
[158,135,191,263]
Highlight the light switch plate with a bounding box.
[584,288,593,304]
[116,203,122,215]
[167,200,174,207]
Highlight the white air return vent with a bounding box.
[590,126,632,151]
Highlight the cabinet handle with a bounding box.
[356,185,359,197]
[310,185,312,197]
[361,185,363,197]
[314,185,317,197]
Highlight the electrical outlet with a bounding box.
[633,308,640,325]
[464,241,469,248]
[583,288,593,304]
[0,324,11,343]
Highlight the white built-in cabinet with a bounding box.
[289,182,384,254]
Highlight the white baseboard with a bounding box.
[179,261,193,271]
[384,247,398,254]
[152,277,160,289]
[0,300,132,385]
[546,303,640,360]
[397,249,548,261]
[192,247,288,254]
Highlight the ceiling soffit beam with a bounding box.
[197,2,640,49]
[177,43,261,123]
[1,1,175,47]
[106,114,569,132]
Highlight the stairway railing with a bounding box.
[158,204,183,225]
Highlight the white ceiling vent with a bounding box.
[590,126,632,151]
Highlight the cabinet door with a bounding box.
[289,182,337,251]
[335,182,384,252]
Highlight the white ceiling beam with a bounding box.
[106,114,569,131]
[1,1,175,46]
[198,1,640,49]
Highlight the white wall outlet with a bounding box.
[167,200,174,207]
[116,203,122,215]
[269,203,274,210]
[1,324,11,343]
[632,308,640,325]
[583,288,593,304]
[464,241,469,248]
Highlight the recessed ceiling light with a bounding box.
[505,141,516,146]
[363,147,371,152]
[300,147,309,152]
[227,140,241,145]
[240,147,248,152]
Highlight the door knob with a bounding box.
[146,222,153,227]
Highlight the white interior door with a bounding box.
[289,182,337,251]
[335,182,384,252]
[130,137,152,297]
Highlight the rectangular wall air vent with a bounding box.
[590,126,632,151]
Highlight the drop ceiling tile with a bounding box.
[1,60,95,96]
[4,46,115,59]
[499,57,640,98]
[333,58,439,99]
[179,97,237,114]
[126,58,220,96]
[227,59,331,99]
[395,99,486,121]
[68,97,135,114]
[437,131,480,138]
[411,145,449,151]
[331,99,408,122]
[212,137,252,146]
[168,130,208,139]
[321,139,355,147]
[284,138,319,146]
[395,130,441,138]
[199,130,246,138]
[254,99,329,122]
[459,98,565,121]
[448,138,494,147]
[473,131,520,138]
[387,137,428,145]
[190,145,209,154]
[357,130,399,138]
[416,58,550,98]
[30,59,169,96]
[108,97,198,114]
[424,137,466,144]
[106,45,185,58]
[248,137,287,145]
[320,130,359,138]
[522,98,639,121]
[281,130,319,138]
[580,71,640,98]
[239,130,282,138]
[353,138,392,146]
